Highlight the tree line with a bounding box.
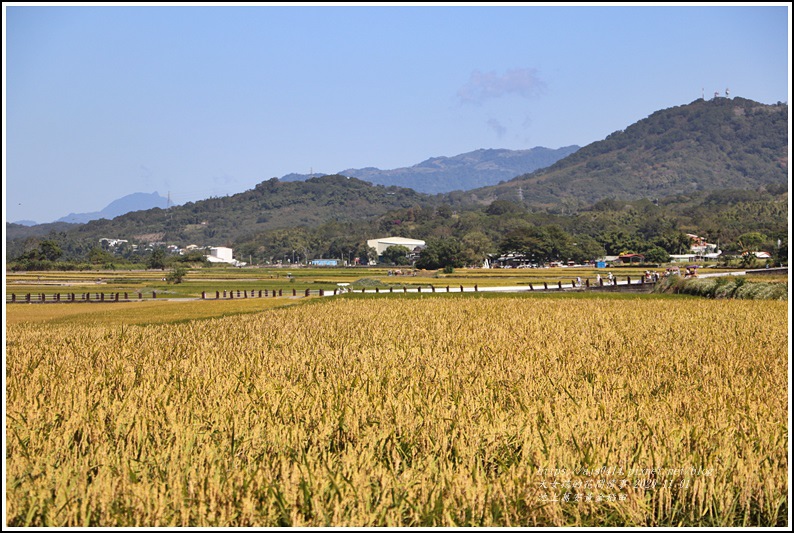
[7,186,787,272]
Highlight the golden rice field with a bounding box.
[5,295,789,527]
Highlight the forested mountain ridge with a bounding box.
[10,176,437,254]
[453,97,788,209]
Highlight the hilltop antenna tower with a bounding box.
[517,185,524,203]
[167,191,171,209]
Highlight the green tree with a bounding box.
[642,246,670,264]
[737,232,769,253]
[435,204,453,219]
[147,248,168,270]
[39,239,63,261]
[499,225,576,264]
[485,200,523,216]
[462,231,496,265]
[166,265,188,284]
[569,235,606,264]
[542,225,574,262]
[415,238,465,270]
[88,246,115,265]
[381,245,411,265]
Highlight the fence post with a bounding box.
[417,286,421,293]
[101,293,105,301]
[319,289,324,296]
[152,291,157,299]
[305,288,310,297]
[293,288,297,296]
[431,285,435,293]
[599,278,604,287]
[460,285,464,292]
[202,291,206,299]
[390,287,393,293]
[446,286,450,292]
[543,282,548,290]
[11,294,16,303]
[334,289,338,295]
[627,276,631,285]
[115,293,119,301]
[474,284,478,292]
[56,293,61,302]
[138,292,143,300]
[404,286,407,293]
[375,287,379,293]
[529,283,534,291]
[586,279,590,288]
[558,281,562,289]
[279,289,282,296]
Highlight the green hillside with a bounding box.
[455,97,787,209]
[31,176,435,249]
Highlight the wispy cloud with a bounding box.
[487,118,507,138]
[457,68,546,105]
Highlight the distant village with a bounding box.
[94,232,771,269]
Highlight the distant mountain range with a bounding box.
[12,191,169,226]
[53,191,170,224]
[281,146,580,193]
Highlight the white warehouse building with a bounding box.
[206,246,246,267]
[367,236,426,256]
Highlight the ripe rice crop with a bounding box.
[5,296,788,526]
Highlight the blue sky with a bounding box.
[3,3,791,224]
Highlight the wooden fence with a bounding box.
[6,276,657,303]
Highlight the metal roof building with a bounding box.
[366,236,426,256]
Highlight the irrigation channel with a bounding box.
[6,268,785,304]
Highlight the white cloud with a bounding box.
[457,68,546,105]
